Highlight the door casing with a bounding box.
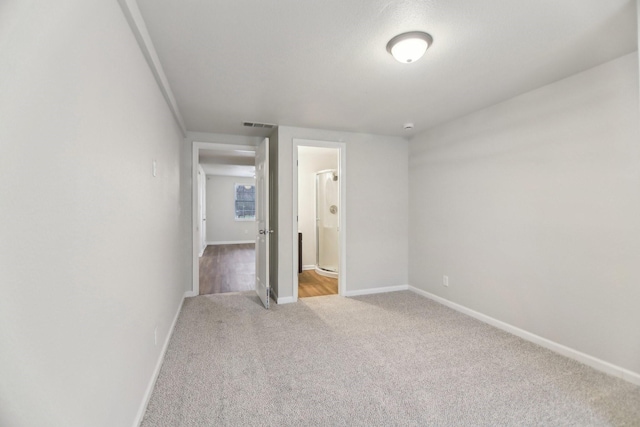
[255,138,270,308]
[191,141,257,296]
[292,138,347,301]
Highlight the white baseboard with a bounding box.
[269,288,293,304]
[184,290,197,298]
[302,265,315,271]
[207,240,255,245]
[133,292,186,427]
[344,284,409,297]
[408,286,640,387]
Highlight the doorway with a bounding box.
[198,171,256,295]
[191,142,258,297]
[293,139,346,301]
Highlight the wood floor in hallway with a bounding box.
[199,244,255,295]
[298,270,338,297]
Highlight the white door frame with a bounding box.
[255,138,270,308]
[197,165,207,257]
[292,139,347,301]
[191,141,257,296]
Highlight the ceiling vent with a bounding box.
[243,121,276,129]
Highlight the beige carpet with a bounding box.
[141,291,640,426]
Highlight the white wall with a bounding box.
[297,147,339,268]
[0,1,190,426]
[409,52,640,375]
[205,175,257,243]
[275,127,409,299]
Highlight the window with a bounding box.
[235,183,255,220]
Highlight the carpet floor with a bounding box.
[141,291,640,426]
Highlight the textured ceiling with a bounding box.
[136,0,637,138]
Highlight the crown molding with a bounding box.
[117,0,187,136]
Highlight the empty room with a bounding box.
[1,1,639,427]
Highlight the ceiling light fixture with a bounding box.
[386,31,433,63]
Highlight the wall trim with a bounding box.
[344,284,409,297]
[302,265,315,271]
[271,288,294,304]
[133,292,186,427]
[207,240,255,245]
[408,286,640,387]
[117,0,186,136]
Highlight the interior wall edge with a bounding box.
[116,0,186,135]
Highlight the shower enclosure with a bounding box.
[315,170,339,278]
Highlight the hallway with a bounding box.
[199,244,255,295]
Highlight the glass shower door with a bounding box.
[316,170,339,273]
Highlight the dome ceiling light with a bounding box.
[386,31,433,63]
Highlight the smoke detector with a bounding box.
[403,123,414,130]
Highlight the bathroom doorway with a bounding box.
[293,140,346,300]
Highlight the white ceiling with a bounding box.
[136,0,637,138]
[199,148,255,177]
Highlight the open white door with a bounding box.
[255,138,270,308]
[197,166,207,256]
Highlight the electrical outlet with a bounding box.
[443,275,449,287]
[154,327,158,346]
